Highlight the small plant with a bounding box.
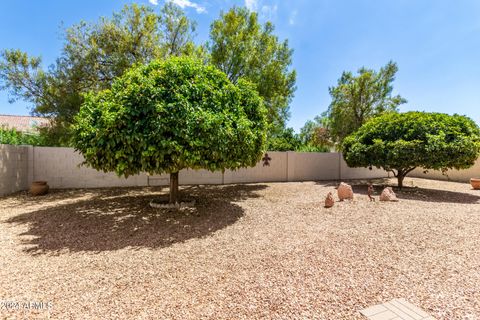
[296,144,330,153]
[0,126,46,146]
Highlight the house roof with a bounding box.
[0,114,50,132]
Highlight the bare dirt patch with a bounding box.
[0,178,479,319]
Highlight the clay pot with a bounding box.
[470,178,480,190]
[30,181,49,196]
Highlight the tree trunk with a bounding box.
[397,173,405,189]
[169,172,179,204]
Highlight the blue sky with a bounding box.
[1,0,479,131]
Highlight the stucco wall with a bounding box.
[225,152,288,184]
[410,160,480,183]
[287,152,335,181]
[339,154,388,180]
[0,145,29,196]
[1,145,391,194]
[32,147,147,189]
[5,144,479,196]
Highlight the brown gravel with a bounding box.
[0,178,479,319]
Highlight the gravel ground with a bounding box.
[0,177,479,319]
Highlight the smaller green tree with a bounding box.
[324,61,406,145]
[299,116,332,151]
[342,112,480,188]
[72,57,267,203]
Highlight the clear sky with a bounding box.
[1,0,479,131]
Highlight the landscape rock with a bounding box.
[337,182,354,201]
[380,187,399,202]
[324,192,335,208]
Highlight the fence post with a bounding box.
[287,151,295,182]
[338,152,342,180]
[27,145,34,186]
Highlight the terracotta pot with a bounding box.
[470,178,480,190]
[30,181,49,196]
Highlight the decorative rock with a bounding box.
[380,187,399,202]
[324,192,335,208]
[337,182,353,201]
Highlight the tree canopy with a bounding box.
[0,3,198,145]
[298,116,332,152]
[0,4,295,145]
[266,127,301,151]
[323,61,406,146]
[208,7,296,133]
[159,2,199,58]
[72,57,267,202]
[342,112,480,188]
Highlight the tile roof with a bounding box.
[0,114,50,132]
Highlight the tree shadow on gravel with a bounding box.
[350,183,480,204]
[6,184,267,255]
[315,178,390,189]
[387,187,480,204]
[314,178,391,188]
[315,179,480,204]
[0,189,99,209]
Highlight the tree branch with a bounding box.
[404,167,416,176]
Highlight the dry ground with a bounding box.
[0,178,479,319]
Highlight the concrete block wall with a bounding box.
[147,152,288,186]
[410,159,480,183]
[0,145,29,196]
[148,169,223,187]
[32,147,147,189]
[1,145,392,195]
[339,154,388,180]
[4,143,479,196]
[289,152,340,181]
[225,152,288,184]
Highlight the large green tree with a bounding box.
[158,2,198,58]
[72,57,267,203]
[342,112,480,188]
[0,3,198,145]
[208,7,296,133]
[324,61,406,146]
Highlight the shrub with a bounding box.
[0,126,46,146]
[342,112,480,187]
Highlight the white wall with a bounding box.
[5,144,478,196]
[32,147,147,189]
[224,152,288,184]
[0,145,29,196]
[410,160,480,183]
[1,145,391,195]
[339,154,388,180]
[289,152,340,181]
